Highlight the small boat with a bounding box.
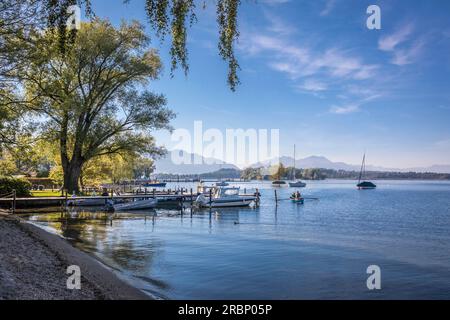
[290,197,304,204]
[272,180,287,187]
[357,181,377,189]
[289,145,306,188]
[108,198,158,211]
[215,181,229,187]
[195,187,255,208]
[143,182,166,188]
[357,153,376,190]
[67,198,107,206]
[289,181,306,187]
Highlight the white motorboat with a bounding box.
[195,187,255,208]
[67,198,108,206]
[109,198,158,211]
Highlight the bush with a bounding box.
[0,177,32,197]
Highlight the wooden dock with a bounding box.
[0,193,196,209]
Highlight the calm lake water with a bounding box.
[21,180,450,299]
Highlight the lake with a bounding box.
[21,180,450,299]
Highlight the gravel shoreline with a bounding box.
[0,214,150,300]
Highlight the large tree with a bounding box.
[22,19,174,193]
[39,0,242,90]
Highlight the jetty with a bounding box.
[0,188,259,211]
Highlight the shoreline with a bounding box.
[0,214,150,300]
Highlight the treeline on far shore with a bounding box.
[156,167,450,181]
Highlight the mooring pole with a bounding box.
[274,189,278,206]
[209,188,212,210]
[255,188,260,207]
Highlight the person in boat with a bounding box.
[291,191,302,200]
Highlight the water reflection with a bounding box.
[20,180,450,299]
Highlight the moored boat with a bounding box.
[357,181,377,189]
[195,187,256,208]
[108,198,158,211]
[272,180,287,187]
[67,198,107,206]
[289,144,307,188]
[215,181,229,187]
[357,153,377,190]
[142,182,166,187]
[289,181,306,188]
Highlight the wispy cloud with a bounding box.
[320,0,337,16]
[264,12,296,36]
[434,139,450,148]
[330,103,360,114]
[391,39,425,65]
[297,79,327,92]
[240,35,378,81]
[329,94,381,114]
[378,24,414,51]
[378,24,425,65]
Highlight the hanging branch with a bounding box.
[42,0,242,90]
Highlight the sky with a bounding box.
[88,0,450,168]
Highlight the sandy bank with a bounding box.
[0,214,149,300]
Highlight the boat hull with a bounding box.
[143,183,167,188]
[289,182,306,188]
[67,198,107,206]
[290,198,304,204]
[357,181,377,189]
[113,199,158,211]
[199,199,254,208]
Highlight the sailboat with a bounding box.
[357,153,376,189]
[289,144,306,188]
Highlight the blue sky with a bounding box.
[89,0,450,168]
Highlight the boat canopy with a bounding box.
[214,187,240,198]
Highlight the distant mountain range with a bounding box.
[155,151,450,174]
[252,155,450,174]
[154,150,239,174]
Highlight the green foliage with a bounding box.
[270,163,287,181]
[0,176,32,197]
[42,0,242,90]
[22,19,174,192]
[241,167,263,180]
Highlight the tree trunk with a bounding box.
[63,159,83,194]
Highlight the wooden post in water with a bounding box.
[153,188,156,199]
[274,189,278,206]
[255,188,260,207]
[209,188,212,210]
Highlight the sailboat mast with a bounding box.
[293,144,296,180]
[358,153,365,183]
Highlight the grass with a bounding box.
[31,190,64,197]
